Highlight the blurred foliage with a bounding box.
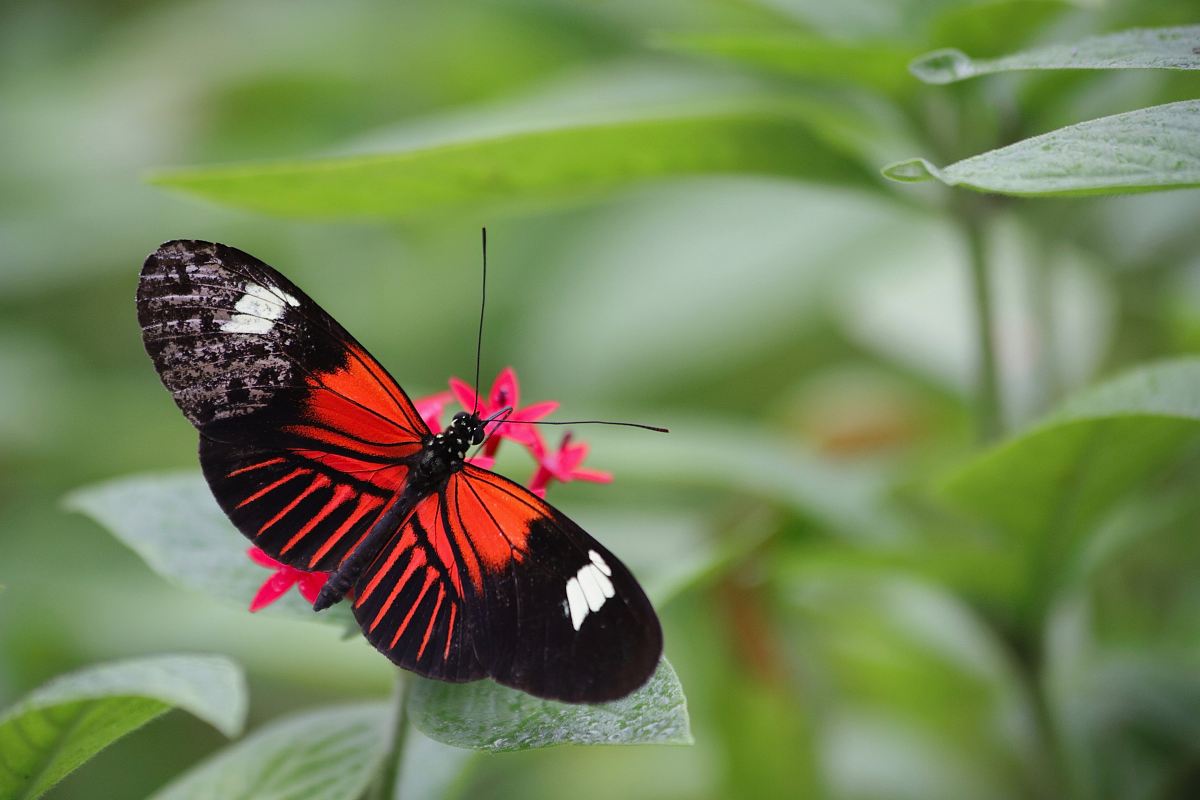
[4,0,1200,798]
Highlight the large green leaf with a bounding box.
[911,24,1200,84]
[0,655,245,800]
[65,472,353,626]
[659,33,917,95]
[149,703,390,800]
[939,359,1200,616]
[148,106,873,219]
[883,100,1200,196]
[407,658,690,751]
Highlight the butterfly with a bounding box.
[136,239,662,703]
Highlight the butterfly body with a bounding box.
[137,240,662,702]
[313,412,485,611]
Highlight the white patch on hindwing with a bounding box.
[221,281,300,334]
[565,550,616,631]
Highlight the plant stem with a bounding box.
[369,675,412,800]
[963,211,1001,441]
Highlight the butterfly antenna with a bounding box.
[468,406,513,460]
[503,418,669,434]
[471,227,488,417]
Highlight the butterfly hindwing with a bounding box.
[350,465,661,700]
[138,240,430,571]
[351,494,486,683]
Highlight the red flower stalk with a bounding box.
[529,433,613,499]
[247,547,330,612]
[449,367,557,458]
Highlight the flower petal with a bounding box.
[512,400,558,423]
[571,467,613,484]
[449,377,482,415]
[414,390,454,433]
[528,465,552,496]
[491,367,519,408]
[298,572,330,604]
[249,572,295,612]
[506,426,547,459]
[247,546,281,568]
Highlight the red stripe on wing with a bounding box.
[282,482,356,555]
[443,466,536,589]
[418,585,447,660]
[237,468,307,509]
[308,493,384,568]
[391,571,438,648]
[350,492,485,683]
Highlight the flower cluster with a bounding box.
[247,367,611,611]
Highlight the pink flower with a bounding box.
[529,433,613,498]
[247,547,330,612]
[414,390,455,434]
[449,367,557,458]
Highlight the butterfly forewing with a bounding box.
[451,466,661,702]
[137,240,429,570]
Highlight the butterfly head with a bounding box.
[448,411,486,448]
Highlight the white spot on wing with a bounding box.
[594,568,615,599]
[220,281,299,334]
[564,555,617,630]
[577,566,606,612]
[566,577,588,631]
[589,550,612,576]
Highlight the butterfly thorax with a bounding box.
[413,413,485,488]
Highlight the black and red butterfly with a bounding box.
[136,239,662,703]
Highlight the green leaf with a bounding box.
[407,659,691,751]
[65,472,354,627]
[939,359,1200,616]
[149,703,390,800]
[883,100,1200,196]
[659,33,917,95]
[148,107,873,219]
[911,24,1200,84]
[0,655,246,800]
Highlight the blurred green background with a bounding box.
[5,0,1200,798]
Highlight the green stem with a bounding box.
[962,211,1001,441]
[369,675,412,800]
